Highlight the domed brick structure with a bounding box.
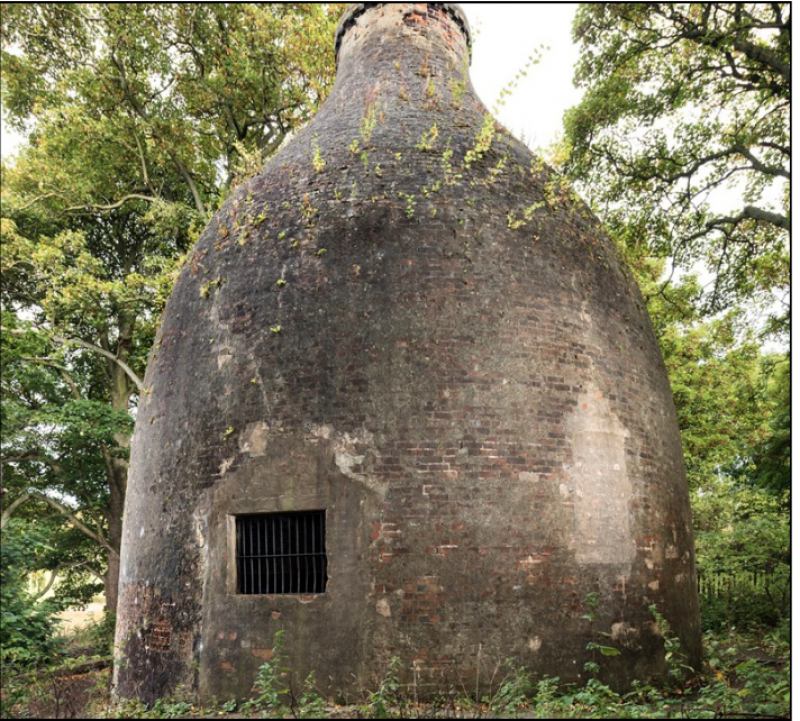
[115,2,701,703]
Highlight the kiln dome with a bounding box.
[116,2,701,702]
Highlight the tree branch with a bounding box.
[133,132,155,194]
[663,8,791,84]
[733,145,790,180]
[1,492,32,530]
[110,49,207,217]
[0,490,118,558]
[1,326,146,393]
[33,559,105,600]
[168,151,208,217]
[20,357,83,400]
[15,192,157,214]
[34,565,61,601]
[15,193,71,211]
[737,205,789,230]
[54,334,145,392]
[684,206,790,243]
[64,194,158,213]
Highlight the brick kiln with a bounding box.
[116,2,701,702]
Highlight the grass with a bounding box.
[1,622,790,719]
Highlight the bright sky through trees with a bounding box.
[0,4,582,159]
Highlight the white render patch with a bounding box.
[311,426,386,495]
[611,621,637,641]
[568,383,634,566]
[335,450,366,477]
[193,510,207,549]
[238,421,270,457]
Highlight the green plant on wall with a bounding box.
[464,114,496,169]
[508,201,544,230]
[312,135,326,173]
[416,123,439,152]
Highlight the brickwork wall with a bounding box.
[116,2,701,703]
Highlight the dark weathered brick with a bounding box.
[116,2,701,704]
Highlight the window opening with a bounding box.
[235,511,327,594]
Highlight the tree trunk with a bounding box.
[105,459,127,614]
[104,345,132,615]
[105,545,120,614]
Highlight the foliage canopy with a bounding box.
[0,2,343,615]
[565,3,790,328]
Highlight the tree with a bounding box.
[1,3,343,213]
[1,209,177,612]
[1,519,67,667]
[740,355,790,495]
[621,258,777,493]
[564,3,789,326]
[0,3,343,613]
[691,481,790,628]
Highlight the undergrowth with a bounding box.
[1,624,790,719]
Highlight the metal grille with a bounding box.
[235,511,327,595]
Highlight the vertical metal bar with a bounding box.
[271,516,276,594]
[292,515,296,594]
[243,518,247,595]
[294,514,299,593]
[317,512,322,593]
[264,516,272,593]
[236,520,241,594]
[267,516,272,594]
[247,519,255,593]
[310,513,316,592]
[304,514,309,593]
[276,517,280,594]
[256,517,262,594]
[276,517,281,594]
[317,511,328,593]
[280,517,285,594]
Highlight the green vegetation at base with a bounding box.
[0,611,114,719]
[1,626,789,719]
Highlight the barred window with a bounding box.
[235,511,327,595]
